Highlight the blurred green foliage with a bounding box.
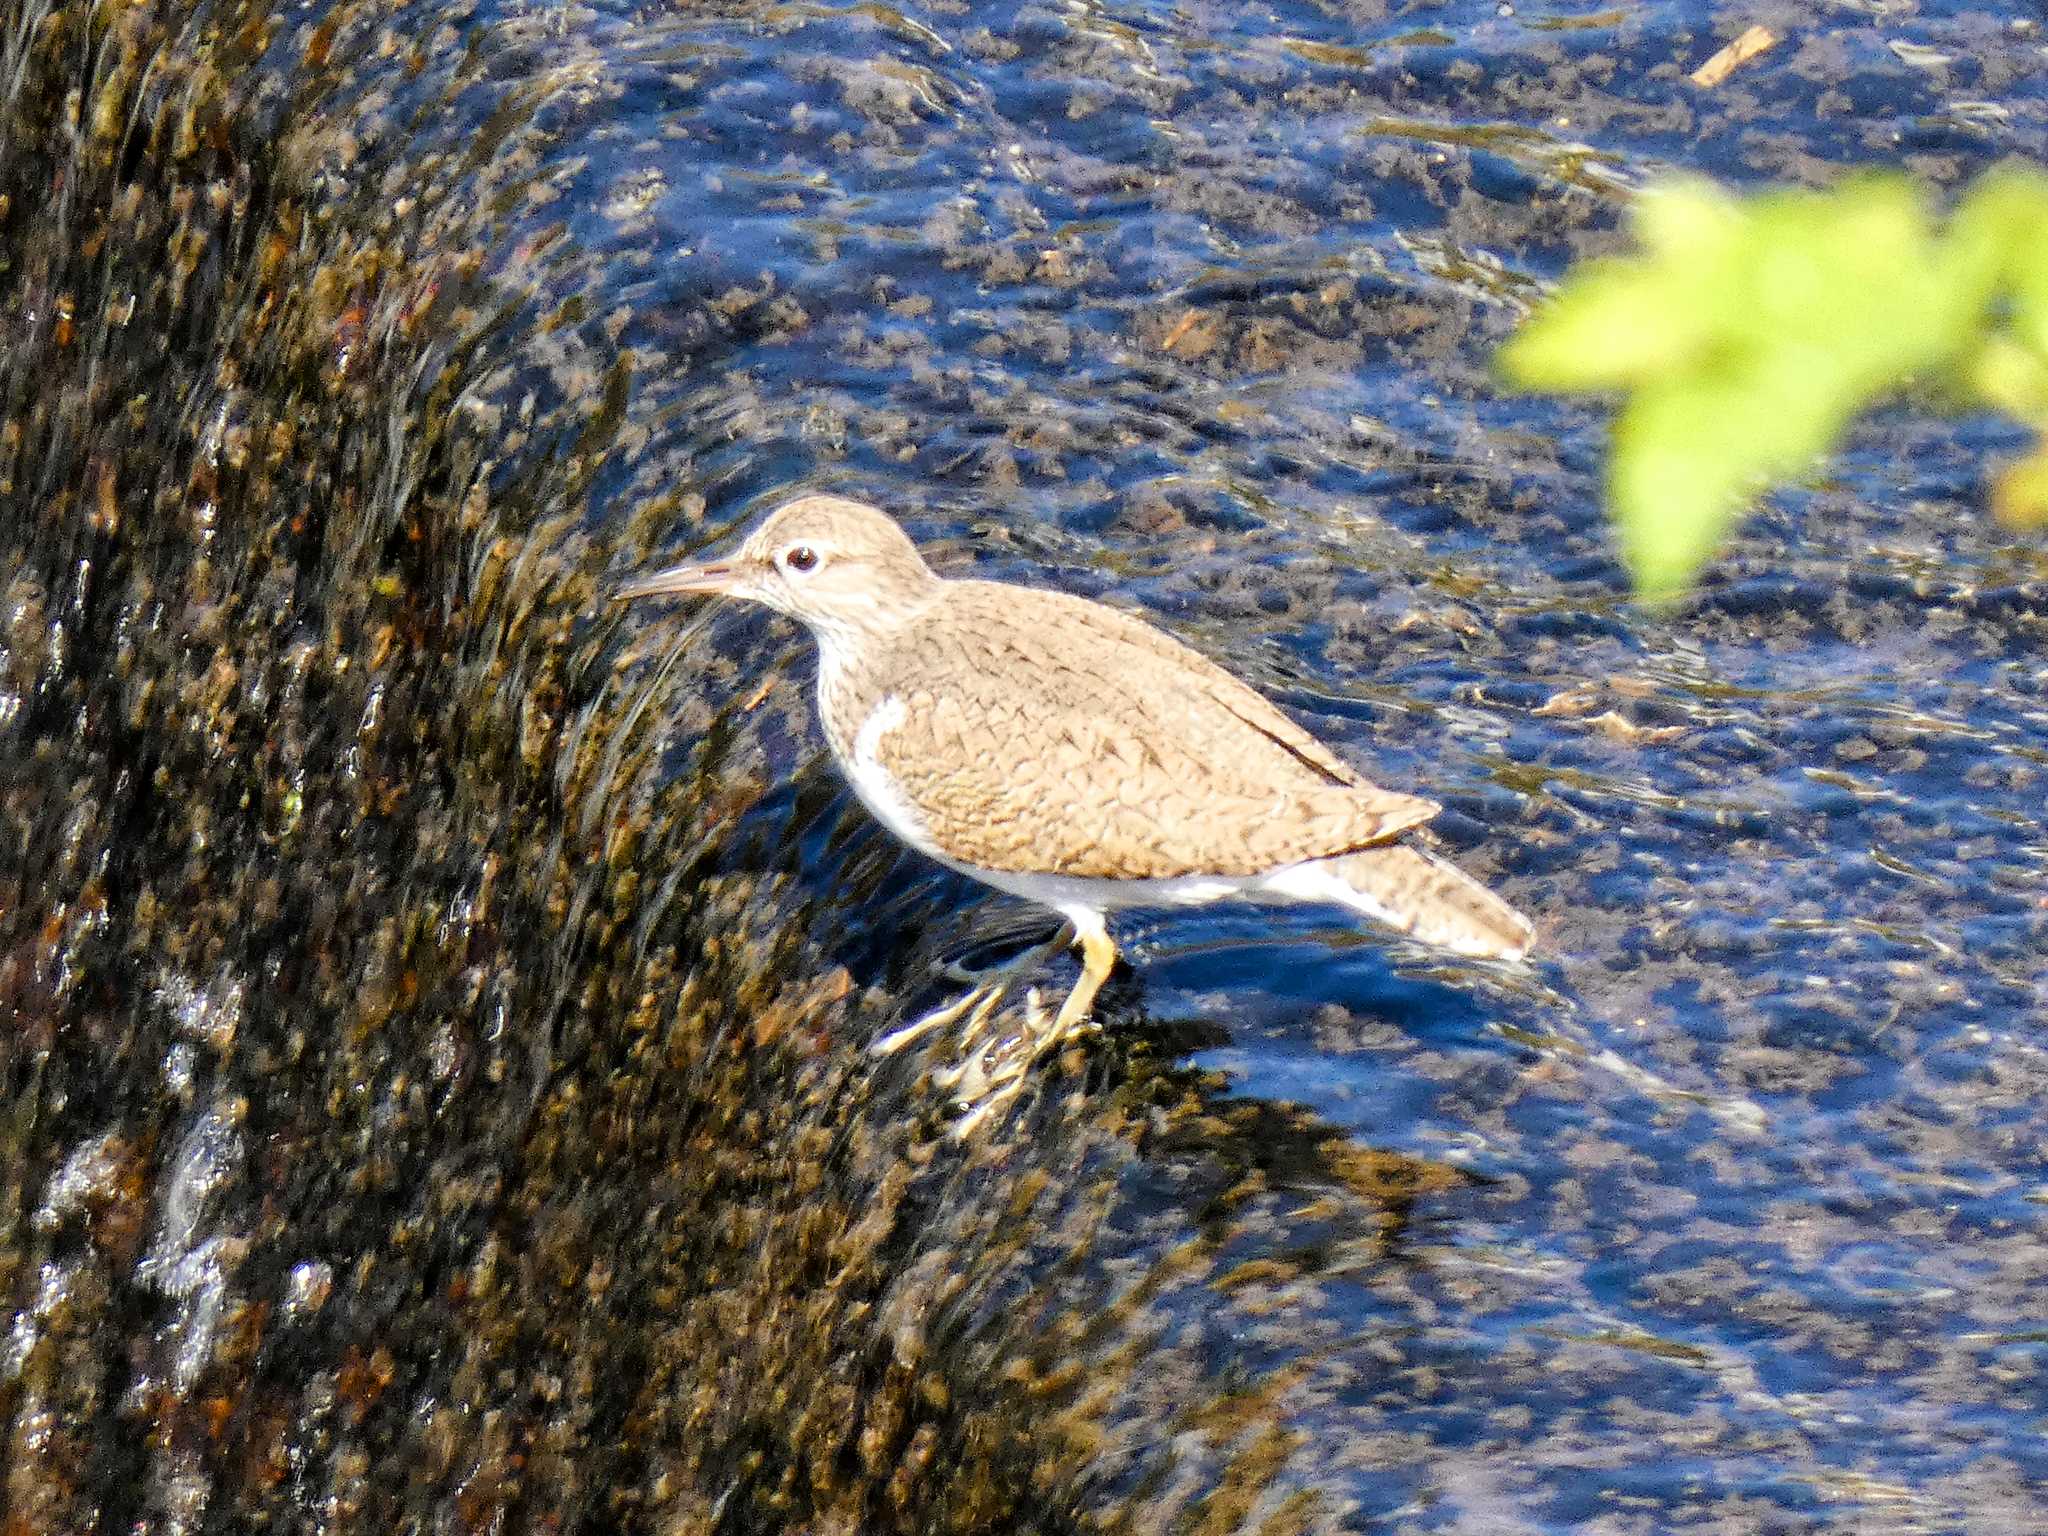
[1499,165,2048,600]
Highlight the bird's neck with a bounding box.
[809,582,943,733]
[811,577,942,650]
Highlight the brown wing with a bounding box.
[1038,587,1371,790]
[867,582,1438,879]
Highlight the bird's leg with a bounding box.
[1035,917,1118,1043]
[869,923,1073,1057]
[935,918,1117,1141]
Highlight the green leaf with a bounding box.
[1496,259,1712,388]
[1952,163,2048,355]
[1504,168,2048,596]
[1498,180,1739,391]
[1610,381,1755,603]
[1970,337,2048,423]
[1611,340,1860,601]
[1992,439,2048,530]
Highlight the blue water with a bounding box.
[555,4,2048,1523]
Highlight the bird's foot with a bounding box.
[936,986,1104,1140]
[931,1026,1030,1098]
[869,980,1002,1057]
[938,1024,1040,1140]
[869,927,1069,1058]
[870,922,1113,1141]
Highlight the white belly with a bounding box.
[960,864,1256,913]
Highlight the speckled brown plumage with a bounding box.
[818,580,1438,879]
[617,493,1533,968]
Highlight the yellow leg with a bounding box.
[1045,915,1117,1039]
[927,913,1116,1141]
[941,923,1111,1138]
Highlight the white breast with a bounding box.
[843,694,945,861]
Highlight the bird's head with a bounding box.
[614,494,942,640]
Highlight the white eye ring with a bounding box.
[783,545,820,573]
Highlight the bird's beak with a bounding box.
[611,558,744,602]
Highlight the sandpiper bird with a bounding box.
[617,494,1532,1108]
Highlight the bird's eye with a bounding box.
[783,546,819,573]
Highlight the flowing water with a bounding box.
[3,0,2045,1530]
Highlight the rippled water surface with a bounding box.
[3,0,2045,1530]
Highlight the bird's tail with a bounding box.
[1287,843,1534,960]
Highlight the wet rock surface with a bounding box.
[2,0,2045,1531]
